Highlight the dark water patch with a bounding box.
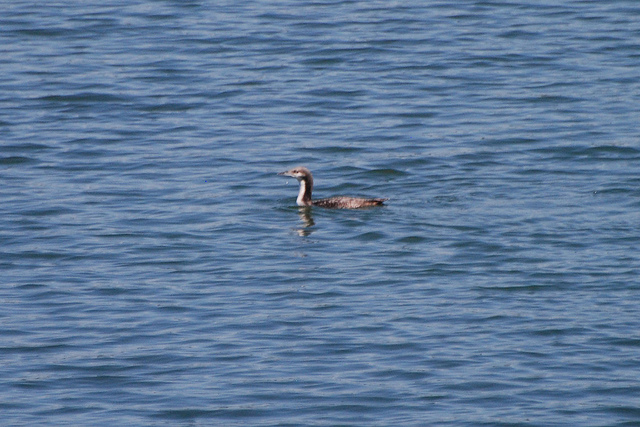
[531,144,640,162]
[479,284,563,293]
[226,79,267,88]
[154,408,260,421]
[604,406,640,419]
[355,231,386,241]
[38,92,132,104]
[140,101,205,112]
[0,156,34,165]
[397,235,428,244]
[582,145,640,159]
[15,283,48,291]
[592,187,635,196]
[526,94,583,104]
[532,327,590,338]
[304,88,368,98]
[16,28,72,38]
[603,337,640,348]
[394,111,437,120]
[306,145,365,154]
[498,29,538,40]
[483,137,541,147]
[67,137,123,146]
[1,143,52,152]
[364,168,407,178]
[3,343,73,354]
[301,56,346,66]
[19,206,78,217]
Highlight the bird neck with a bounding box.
[297,176,313,206]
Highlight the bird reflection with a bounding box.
[296,207,315,236]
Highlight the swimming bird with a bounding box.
[278,166,388,209]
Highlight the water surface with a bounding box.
[1,1,639,425]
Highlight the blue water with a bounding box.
[1,1,640,425]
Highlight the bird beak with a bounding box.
[278,171,290,176]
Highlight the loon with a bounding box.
[278,166,388,209]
